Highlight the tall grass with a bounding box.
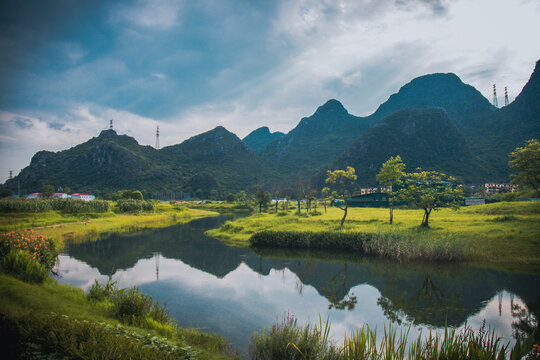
[249,230,465,262]
[0,198,110,213]
[9,311,195,360]
[250,316,538,360]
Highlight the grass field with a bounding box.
[0,202,218,243]
[206,202,540,265]
[0,273,238,359]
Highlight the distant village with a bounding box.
[15,193,96,201]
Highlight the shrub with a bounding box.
[1,249,48,283]
[249,313,340,360]
[116,199,155,213]
[12,312,195,360]
[112,287,153,324]
[0,198,110,213]
[0,230,58,272]
[88,279,118,302]
[249,231,465,262]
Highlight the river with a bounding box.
[55,215,540,355]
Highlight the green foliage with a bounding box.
[0,198,110,213]
[376,155,406,188]
[377,155,406,224]
[1,249,48,283]
[110,286,171,326]
[115,199,155,213]
[41,184,55,197]
[249,230,464,262]
[249,313,339,360]
[0,230,58,272]
[325,166,357,225]
[251,316,537,360]
[398,170,463,227]
[11,312,195,360]
[509,139,540,196]
[88,279,118,302]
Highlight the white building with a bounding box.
[70,193,95,201]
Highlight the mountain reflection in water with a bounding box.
[56,215,540,354]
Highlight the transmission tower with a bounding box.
[492,84,498,108]
[9,170,13,180]
[109,119,113,130]
[155,125,160,149]
[504,86,509,106]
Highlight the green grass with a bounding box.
[0,273,238,360]
[0,203,218,243]
[206,202,540,265]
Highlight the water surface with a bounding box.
[56,215,540,354]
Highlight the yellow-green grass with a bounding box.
[0,203,218,243]
[0,273,237,359]
[206,202,540,265]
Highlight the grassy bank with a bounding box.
[0,202,218,243]
[207,202,540,265]
[0,274,238,359]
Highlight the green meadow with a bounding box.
[207,201,540,266]
[0,202,218,243]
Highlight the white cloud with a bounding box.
[112,0,183,28]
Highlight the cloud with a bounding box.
[111,0,183,28]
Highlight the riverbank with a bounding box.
[0,273,239,359]
[0,202,218,243]
[206,201,540,265]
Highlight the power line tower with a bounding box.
[492,84,498,108]
[9,170,13,180]
[155,125,160,149]
[504,86,509,106]
[109,119,113,130]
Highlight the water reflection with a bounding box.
[56,216,540,354]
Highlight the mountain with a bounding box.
[466,60,540,179]
[330,108,487,185]
[7,129,161,193]
[242,127,284,154]
[367,72,495,128]
[160,126,268,194]
[5,126,268,197]
[260,99,369,177]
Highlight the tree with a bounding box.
[376,155,406,224]
[325,166,357,226]
[398,170,463,227]
[509,139,540,196]
[41,184,54,198]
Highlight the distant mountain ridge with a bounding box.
[4,60,539,195]
[242,127,284,154]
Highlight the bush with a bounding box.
[0,230,58,272]
[0,198,110,213]
[249,231,465,262]
[88,279,118,302]
[110,286,171,326]
[116,199,155,213]
[11,312,194,360]
[249,313,340,360]
[1,249,48,283]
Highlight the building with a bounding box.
[25,193,42,199]
[358,187,390,195]
[53,193,68,199]
[484,183,517,195]
[346,193,407,208]
[70,193,95,201]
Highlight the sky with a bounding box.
[0,0,539,182]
